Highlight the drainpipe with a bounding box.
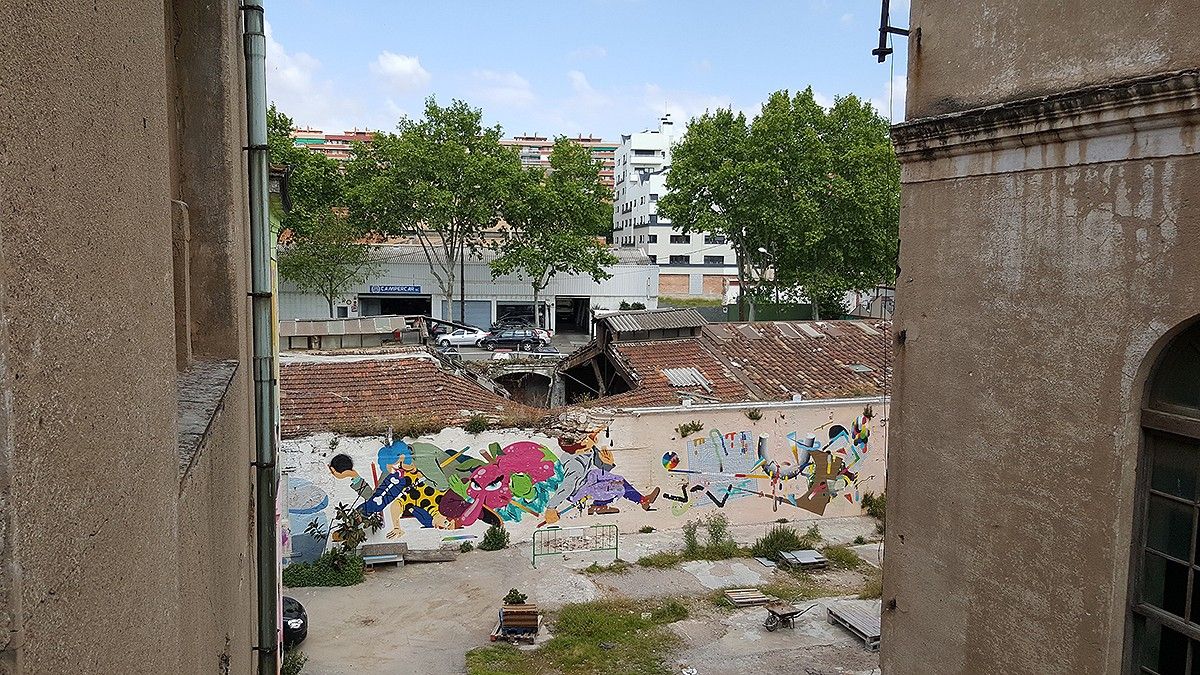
[241,3,280,673]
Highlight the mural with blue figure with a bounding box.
[285,476,329,564]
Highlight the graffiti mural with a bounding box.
[543,429,660,524]
[664,410,874,516]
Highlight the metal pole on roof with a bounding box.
[241,2,280,672]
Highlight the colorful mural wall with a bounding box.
[280,402,884,564]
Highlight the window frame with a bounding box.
[1128,322,1200,674]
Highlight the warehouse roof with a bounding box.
[598,307,708,334]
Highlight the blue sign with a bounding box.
[369,285,422,294]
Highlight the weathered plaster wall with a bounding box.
[0,2,255,672]
[281,399,886,560]
[906,0,1200,117]
[883,151,1200,670]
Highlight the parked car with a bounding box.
[438,327,488,348]
[283,595,308,647]
[480,328,549,351]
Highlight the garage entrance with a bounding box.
[359,294,432,317]
[440,300,492,330]
[555,297,591,334]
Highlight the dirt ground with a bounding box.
[288,517,882,675]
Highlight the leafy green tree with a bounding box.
[269,104,379,317]
[658,89,899,320]
[277,212,383,317]
[347,98,520,323]
[490,138,617,327]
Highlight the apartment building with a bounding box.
[291,127,375,161]
[500,134,617,192]
[612,114,738,298]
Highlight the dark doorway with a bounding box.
[494,372,552,407]
[555,296,591,334]
[360,295,433,317]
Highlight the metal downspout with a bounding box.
[241,2,280,673]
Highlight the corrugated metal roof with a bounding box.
[662,367,713,391]
[602,308,708,333]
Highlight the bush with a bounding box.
[744,407,763,421]
[282,550,365,587]
[479,524,510,551]
[584,559,632,575]
[503,588,528,605]
[464,413,489,434]
[682,520,701,558]
[638,525,655,534]
[862,492,886,522]
[676,420,704,438]
[282,648,307,675]
[821,545,862,570]
[459,541,475,553]
[751,523,822,561]
[681,513,741,560]
[853,535,867,545]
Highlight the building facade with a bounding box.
[883,2,1200,674]
[500,134,617,192]
[613,114,738,298]
[291,127,375,161]
[2,1,259,672]
[278,245,659,333]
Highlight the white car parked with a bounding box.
[438,327,489,348]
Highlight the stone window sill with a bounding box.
[177,359,238,482]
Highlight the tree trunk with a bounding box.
[736,250,747,321]
[532,284,541,329]
[327,295,335,319]
[458,241,466,324]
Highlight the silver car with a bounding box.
[438,327,488,348]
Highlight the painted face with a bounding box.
[465,442,557,509]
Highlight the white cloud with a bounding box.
[567,70,611,109]
[265,20,366,132]
[568,45,608,60]
[470,70,535,107]
[869,74,908,122]
[694,58,713,73]
[369,51,431,92]
[812,90,835,108]
[840,12,854,25]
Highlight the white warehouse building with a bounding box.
[278,244,659,335]
[612,114,738,298]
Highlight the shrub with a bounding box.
[751,524,807,560]
[390,414,447,439]
[306,502,384,556]
[584,559,632,575]
[638,525,655,534]
[680,513,741,560]
[804,523,821,542]
[503,588,528,605]
[862,492,886,522]
[479,525,510,551]
[676,420,704,438]
[682,520,701,557]
[744,407,763,421]
[853,535,867,545]
[464,413,489,434]
[282,550,365,587]
[459,541,475,553]
[282,648,307,675]
[821,545,862,570]
[637,550,685,569]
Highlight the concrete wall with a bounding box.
[280,398,885,561]
[0,1,255,671]
[905,0,1200,118]
[884,3,1200,672]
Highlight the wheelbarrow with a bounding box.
[764,601,816,631]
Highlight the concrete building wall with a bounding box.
[0,2,256,671]
[280,398,885,560]
[905,0,1200,118]
[884,3,1200,673]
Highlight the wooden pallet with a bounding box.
[827,600,881,651]
[723,588,771,607]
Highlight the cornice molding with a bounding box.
[893,70,1200,183]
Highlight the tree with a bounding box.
[490,138,617,327]
[268,103,379,317]
[347,98,520,324]
[749,89,899,318]
[658,89,899,320]
[277,212,383,317]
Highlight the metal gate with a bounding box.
[532,524,619,567]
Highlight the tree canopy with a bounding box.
[490,137,617,326]
[346,97,521,323]
[658,88,899,318]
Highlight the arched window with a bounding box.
[1132,321,1200,674]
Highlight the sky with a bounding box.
[265,0,910,140]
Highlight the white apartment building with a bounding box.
[612,114,738,298]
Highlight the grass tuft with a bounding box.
[821,545,863,570]
[638,550,686,569]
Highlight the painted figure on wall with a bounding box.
[542,428,660,524]
[441,441,564,526]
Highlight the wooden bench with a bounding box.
[403,547,458,564]
[359,542,408,568]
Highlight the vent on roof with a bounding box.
[662,367,713,392]
[847,364,875,373]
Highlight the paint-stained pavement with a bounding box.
[289,517,881,674]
